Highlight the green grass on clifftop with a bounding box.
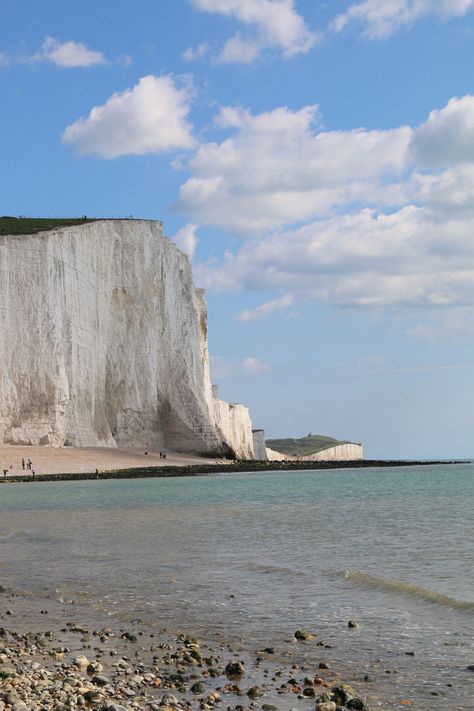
[266,434,350,456]
[0,216,98,235]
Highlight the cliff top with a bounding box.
[0,216,98,235]
[0,217,165,237]
[266,433,351,456]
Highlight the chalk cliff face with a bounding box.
[0,220,254,458]
[266,443,363,461]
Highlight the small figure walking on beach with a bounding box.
[27,459,32,470]
[2,468,7,478]
[31,468,36,477]
[21,457,25,470]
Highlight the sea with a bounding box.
[0,463,472,709]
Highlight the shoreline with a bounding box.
[0,583,380,711]
[0,458,466,484]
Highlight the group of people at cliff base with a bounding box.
[2,459,36,477]
[22,457,34,473]
[144,451,167,459]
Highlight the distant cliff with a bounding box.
[266,433,363,461]
[0,219,254,458]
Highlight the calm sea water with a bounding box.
[0,464,473,709]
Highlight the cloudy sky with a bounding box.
[2,0,474,458]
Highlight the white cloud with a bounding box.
[196,205,474,308]
[182,42,209,61]
[0,37,108,69]
[219,35,261,63]
[190,0,317,62]
[37,36,107,67]
[331,0,474,39]
[211,355,271,378]
[238,294,294,321]
[178,104,412,232]
[63,75,196,158]
[410,95,474,167]
[172,223,198,258]
[189,94,474,318]
[241,356,271,374]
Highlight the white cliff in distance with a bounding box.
[0,220,254,458]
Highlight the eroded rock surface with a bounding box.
[0,220,254,458]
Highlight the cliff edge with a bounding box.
[0,219,254,458]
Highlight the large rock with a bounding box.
[0,220,254,458]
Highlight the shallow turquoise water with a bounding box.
[0,464,473,708]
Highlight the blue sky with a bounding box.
[2,0,474,458]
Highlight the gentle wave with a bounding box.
[238,562,297,575]
[343,570,474,611]
[56,586,94,605]
[0,529,31,541]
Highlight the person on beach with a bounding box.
[31,468,36,477]
[21,458,25,470]
[27,459,32,470]
[2,468,7,478]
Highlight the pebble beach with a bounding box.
[0,585,372,711]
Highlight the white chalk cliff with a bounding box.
[266,443,363,461]
[0,220,254,458]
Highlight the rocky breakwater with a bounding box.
[0,220,254,458]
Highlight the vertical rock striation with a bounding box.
[0,220,254,458]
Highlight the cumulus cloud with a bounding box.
[410,95,474,167]
[178,104,412,232]
[190,0,317,62]
[211,355,271,378]
[0,37,108,68]
[331,0,474,39]
[63,75,196,158]
[196,206,474,308]
[238,294,294,321]
[189,94,474,318]
[172,223,198,258]
[37,36,107,67]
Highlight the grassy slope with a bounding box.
[0,217,98,235]
[266,434,350,456]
